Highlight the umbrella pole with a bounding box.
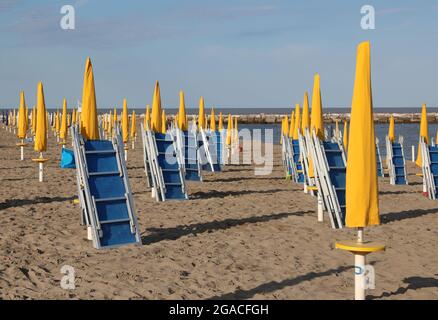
[20,139,24,161]
[355,227,366,300]
[39,152,44,182]
[132,140,135,150]
[317,192,323,222]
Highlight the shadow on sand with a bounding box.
[190,188,289,199]
[209,265,352,299]
[141,210,311,245]
[368,276,438,299]
[0,195,77,210]
[381,207,438,224]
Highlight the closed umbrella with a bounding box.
[336,41,385,300]
[33,82,49,182]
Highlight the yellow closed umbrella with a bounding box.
[293,103,301,140]
[178,91,188,131]
[17,91,27,140]
[226,114,232,146]
[343,120,349,151]
[346,41,379,228]
[81,58,99,140]
[288,112,294,138]
[107,111,113,136]
[310,74,324,140]
[198,96,205,130]
[210,108,216,131]
[336,41,384,301]
[122,98,129,144]
[161,110,167,133]
[72,108,76,125]
[130,110,136,149]
[151,81,162,132]
[130,111,136,138]
[301,92,310,135]
[218,112,223,131]
[308,75,324,178]
[388,115,395,143]
[144,105,151,129]
[415,104,428,167]
[33,82,49,182]
[17,91,28,160]
[34,83,47,154]
[31,106,37,135]
[59,98,68,142]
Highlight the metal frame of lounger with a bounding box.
[301,129,317,195]
[140,123,153,188]
[71,125,140,249]
[282,135,296,180]
[376,138,385,178]
[199,128,215,172]
[309,129,346,229]
[420,137,437,200]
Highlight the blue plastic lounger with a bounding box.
[307,129,346,229]
[386,136,408,185]
[322,141,346,227]
[72,126,141,249]
[420,139,438,200]
[376,140,384,177]
[183,130,202,181]
[292,139,305,183]
[154,132,188,200]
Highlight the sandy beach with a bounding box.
[0,126,437,300]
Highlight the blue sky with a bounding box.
[0,0,437,109]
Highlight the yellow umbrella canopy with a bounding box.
[161,110,167,133]
[210,108,216,131]
[415,103,429,167]
[293,103,301,139]
[226,114,232,145]
[17,90,27,139]
[388,115,395,142]
[31,106,37,134]
[151,81,162,132]
[310,74,324,140]
[218,112,223,131]
[113,107,117,128]
[198,96,205,130]
[178,91,188,131]
[59,98,68,140]
[288,112,294,138]
[345,41,379,228]
[34,82,47,153]
[72,108,76,125]
[144,105,151,129]
[81,58,99,140]
[130,110,136,138]
[122,98,129,143]
[343,120,349,151]
[301,92,310,135]
[56,111,61,134]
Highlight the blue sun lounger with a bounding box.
[183,130,202,181]
[307,128,346,229]
[420,138,438,199]
[72,126,141,249]
[386,136,408,185]
[376,139,384,177]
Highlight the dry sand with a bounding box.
[0,126,437,300]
